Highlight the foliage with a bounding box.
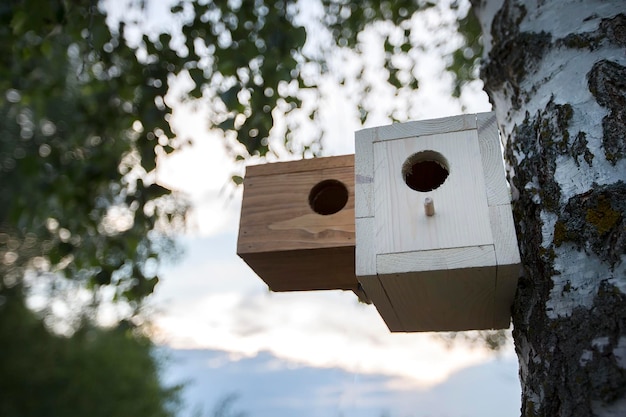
[1,0,481,314]
[440,328,512,351]
[0,0,186,318]
[0,284,181,417]
[447,4,483,97]
[162,0,481,160]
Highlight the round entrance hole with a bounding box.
[402,151,450,192]
[308,179,349,215]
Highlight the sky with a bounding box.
[161,347,520,417]
[110,0,523,415]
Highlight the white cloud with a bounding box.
[151,237,508,389]
[154,292,501,388]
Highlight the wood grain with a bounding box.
[245,154,354,176]
[238,163,355,254]
[489,204,522,266]
[477,112,511,206]
[379,267,496,331]
[355,129,375,218]
[374,130,493,255]
[355,217,376,276]
[376,245,496,275]
[238,155,358,292]
[241,246,358,292]
[358,274,404,331]
[372,113,477,141]
[354,113,521,332]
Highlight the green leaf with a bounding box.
[293,26,307,48]
[218,117,236,131]
[145,183,169,199]
[188,68,205,87]
[95,269,112,286]
[10,11,28,34]
[219,86,240,110]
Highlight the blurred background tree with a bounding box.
[0,284,181,417]
[1,0,480,322]
[0,0,489,415]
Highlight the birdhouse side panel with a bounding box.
[490,203,522,328]
[477,112,511,206]
[355,129,375,219]
[494,264,520,328]
[379,267,496,332]
[375,244,497,274]
[373,113,477,141]
[241,246,357,292]
[238,165,355,254]
[357,274,404,331]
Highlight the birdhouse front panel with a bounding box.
[374,129,493,255]
[237,155,359,292]
[355,113,521,332]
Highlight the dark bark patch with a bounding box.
[482,0,551,110]
[516,281,626,417]
[507,98,573,214]
[556,182,626,266]
[559,14,626,50]
[587,60,626,164]
[602,13,626,47]
[538,281,626,416]
[509,100,586,416]
[570,131,594,166]
[509,103,576,407]
[490,0,526,44]
[588,60,626,108]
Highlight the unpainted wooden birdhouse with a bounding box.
[237,155,360,294]
[355,113,521,332]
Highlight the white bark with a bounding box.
[471,1,626,416]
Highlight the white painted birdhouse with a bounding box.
[355,113,521,332]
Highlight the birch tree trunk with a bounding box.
[469,1,626,415]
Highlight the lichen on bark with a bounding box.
[507,100,572,416]
[555,182,626,266]
[506,98,574,213]
[570,132,594,166]
[505,99,581,367]
[518,281,626,416]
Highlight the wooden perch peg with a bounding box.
[424,197,435,216]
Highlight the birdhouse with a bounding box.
[354,113,521,332]
[237,155,360,293]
